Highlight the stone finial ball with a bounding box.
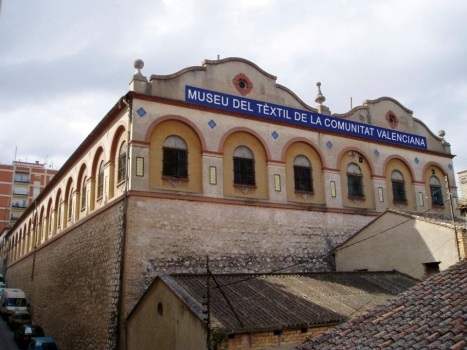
[317,82,321,87]
[134,59,144,70]
[438,130,445,137]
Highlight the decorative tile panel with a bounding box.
[330,181,336,197]
[136,157,144,176]
[137,107,146,117]
[326,141,333,149]
[209,166,217,185]
[208,120,217,129]
[271,131,279,140]
[274,174,281,191]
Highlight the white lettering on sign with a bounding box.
[186,86,428,149]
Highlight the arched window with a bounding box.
[81,176,87,211]
[118,141,127,183]
[97,161,104,198]
[294,155,313,192]
[47,203,53,236]
[162,136,188,178]
[57,200,62,229]
[233,146,255,186]
[391,170,407,202]
[347,163,364,197]
[68,188,73,221]
[429,176,444,206]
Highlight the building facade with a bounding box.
[335,210,467,279]
[0,57,459,349]
[0,161,57,233]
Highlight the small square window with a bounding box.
[423,262,440,278]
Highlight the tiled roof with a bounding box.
[387,209,467,230]
[295,258,467,349]
[163,271,417,333]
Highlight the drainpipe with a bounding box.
[116,96,132,350]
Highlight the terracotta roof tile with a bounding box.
[451,340,467,350]
[295,259,467,350]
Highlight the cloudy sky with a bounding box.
[1,0,466,198]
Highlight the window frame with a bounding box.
[429,176,444,207]
[162,147,188,179]
[162,136,189,180]
[81,176,87,211]
[97,161,104,199]
[67,189,73,221]
[233,157,256,186]
[117,141,127,183]
[293,155,313,193]
[347,163,364,198]
[391,170,407,203]
[233,146,256,187]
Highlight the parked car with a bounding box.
[27,337,59,350]
[0,288,28,319]
[14,324,45,348]
[8,310,31,329]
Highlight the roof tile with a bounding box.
[296,259,467,350]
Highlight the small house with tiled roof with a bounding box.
[296,258,467,350]
[334,209,467,280]
[125,272,417,350]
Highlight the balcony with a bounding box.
[12,202,28,209]
[12,191,28,196]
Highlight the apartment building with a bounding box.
[0,161,57,233]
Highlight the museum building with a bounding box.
[0,57,458,349]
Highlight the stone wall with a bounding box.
[5,194,374,349]
[6,199,124,350]
[123,196,374,316]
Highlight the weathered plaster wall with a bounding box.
[335,211,460,279]
[126,279,207,350]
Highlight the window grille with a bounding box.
[293,155,313,192]
[162,136,188,178]
[347,163,364,197]
[429,176,443,206]
[391,170,407,202]
[233,146,255,186]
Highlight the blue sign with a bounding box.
[185,86,427,150]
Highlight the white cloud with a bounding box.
[0,0,466,178]
[0,90,117,169]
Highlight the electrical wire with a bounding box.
[214,188,463,290]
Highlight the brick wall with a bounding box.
[220,326,334,349]
[6,200,124,350]
[458,228,467,259]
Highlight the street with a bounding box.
[0,315,20,350]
